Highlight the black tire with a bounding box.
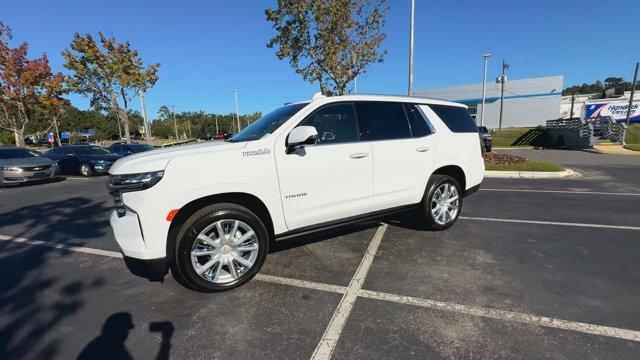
[418,174,463,230]
[485,145,492,152]
[79,163,93,177]
[173,203,268,292]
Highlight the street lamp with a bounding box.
[480,53,491,126]
[230,89,241,133]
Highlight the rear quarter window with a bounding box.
[429,105,478,133]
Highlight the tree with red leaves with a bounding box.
[0,21,55,146]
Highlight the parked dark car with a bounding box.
[0,146,60,186]
[43,145,123,176]
[107,142,155,156]
[478,126,492,152]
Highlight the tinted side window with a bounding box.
[404,104,431,137]
[356,102,411,141]
[429,105,478,133]
[299,103,358,144]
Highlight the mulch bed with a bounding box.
[483,152,528,165]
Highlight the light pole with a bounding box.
[480,53,491,126]
[407,0,415,96]
[231,89,241,133]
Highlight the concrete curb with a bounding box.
[485,168,581,179]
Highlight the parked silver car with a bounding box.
[0,146,60,186]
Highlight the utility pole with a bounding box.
[569,93,575,119]
[625,61,639,125]
[215,114,219,134]
[171,105,178,140]
[407,0,415,96]
[498,59,509,130]
[139,91,152,142]
[480,53,491,126]
[231,89,241,133]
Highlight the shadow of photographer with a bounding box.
[77,313,173,360]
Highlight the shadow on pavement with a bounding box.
[0,196,112,359]
[77,313,174,360]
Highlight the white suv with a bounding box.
[108,94,484,292]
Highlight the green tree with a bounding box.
[62,32,160,141]
[40,72,70,146]
[266,0,388,95]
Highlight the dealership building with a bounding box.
[413,76,564,129]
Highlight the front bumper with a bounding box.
[92,162,113,173]
[110,209,168,280]
[0,164,59,184]
[123,255,168,281]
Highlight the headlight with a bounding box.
[108,170,164,193]
[91,160,108,164]
[2,166,22,172]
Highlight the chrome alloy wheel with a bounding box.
[430,183,459,226]
[190,219,259,284]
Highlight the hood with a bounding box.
[109,141,247,174]
[0,156,55,167]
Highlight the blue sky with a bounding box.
[1,0,638,119]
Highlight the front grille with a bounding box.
[21,164,52,171]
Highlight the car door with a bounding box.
[275,102,374,231]
[356,101,436,211]
[58,149,79,174]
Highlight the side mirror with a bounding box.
[286,126,318,154]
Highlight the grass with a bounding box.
[624,144,640,151]
[491,127,534,147]
[625,124,640,144]
[485,159,564,172]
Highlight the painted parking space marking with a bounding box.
[481,188,640,197]
[460,216,640,231]
[311,224,388,360]
[3,230,640,350]
[255,273,347,294]
[358,289,640,342]
[0,234,123,258]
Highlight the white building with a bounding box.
[413,76,564,129]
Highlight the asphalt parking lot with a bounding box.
[1,149,639,359]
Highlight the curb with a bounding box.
[484,168,581,179]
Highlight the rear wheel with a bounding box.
[79,163,92,177]
[418,174,462,230]
[173,203,268,292]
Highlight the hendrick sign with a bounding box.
[584,101,640,122]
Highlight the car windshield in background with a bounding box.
[478,126,489,133]
[129,144,155,153]
[74,146,110,155]
[0,148,39,159]
[229,103,308,142]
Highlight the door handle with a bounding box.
[416,147,430,152]
[349,153,369,159]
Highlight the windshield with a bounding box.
[74,146,111,155]
[0,148,40,159]
[229,103,308,142]
[478,126,489,133]
[129,144,155,153]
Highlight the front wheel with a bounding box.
[173,203,268,292]
[418,174,463,230]
[79,163,93,177]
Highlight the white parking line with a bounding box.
[311,224,387,360]
[481,188,640,197]
[255,274,347,294]
[358,290,640,343]
[460,216,640,231]
[3,230,640,348]
[0,234,123,258]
